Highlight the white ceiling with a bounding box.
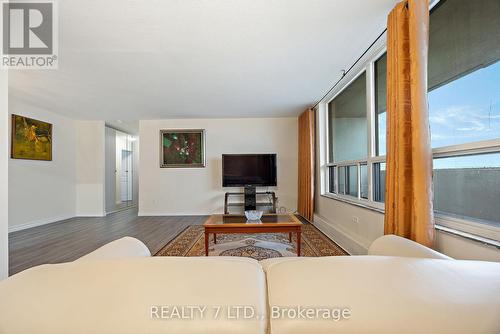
[9,0,397,126]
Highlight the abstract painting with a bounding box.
[160,129,205,168]
[11,114,53,161]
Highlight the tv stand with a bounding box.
[224,190,277,214]
[244,185,256,211]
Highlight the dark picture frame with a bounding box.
[160,129,206,168]
[11,114,53,161]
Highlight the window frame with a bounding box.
[317,2,500,243]
[320,41,387,212]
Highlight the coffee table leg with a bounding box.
[297,229,301,256]
[205,231,209,256]
[214,233,217,244]
[289,232,292,243]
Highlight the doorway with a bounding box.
[120,150,133,203]
[105,127,136,214]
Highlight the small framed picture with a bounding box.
[160,129,206,168]
[11,114,53,161]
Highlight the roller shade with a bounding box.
[428,0,500,91]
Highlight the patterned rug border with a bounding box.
[155,222,349,259]
[153,225,202,256]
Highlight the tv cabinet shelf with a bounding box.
[224,191,277,214]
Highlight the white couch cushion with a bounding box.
[0,257,267,334]
[368,234,452,259]
[75,236,151,261]
[265,256,500,334]
[259,257,303,272]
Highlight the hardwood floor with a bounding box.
[8,208,207,275]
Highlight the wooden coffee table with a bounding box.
[203,214,303,256]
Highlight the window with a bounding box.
[338,166,346,195]
[434,153,500,227]
[321,0,500,241]
[429,62,500,148]
[328,72,367,162]
[428,0,500,148]
[372,162,386,203]
[326,72,369,202]
[328,167,336,194]
[429,0,500,235]
[347,165,358,197]
[374,53,387,156]
[373,0,500,205]
[360,164,368,199]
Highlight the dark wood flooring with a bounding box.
[8,208,206,276]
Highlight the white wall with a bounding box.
[105,127,117,213]
[7,106,106,230]
[139,117,298,215]
[75,121,105,216]
[314,199,384,255]
[0,70,8,279]
[8,101,76,232]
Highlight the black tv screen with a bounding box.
[222,154,277,187]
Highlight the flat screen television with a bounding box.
[222,154,277,187]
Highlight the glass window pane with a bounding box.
[338,166,346,195]
[347,165,358,197]
[360,164,368,199]
[373,162,386,203]
[433,153,500,227]
[329,166,336,193]
[429,61,500,148]
[328,72,368,162]
[374,53,387,156]
[428,0,500,148]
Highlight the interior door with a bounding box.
[120,150,132,201]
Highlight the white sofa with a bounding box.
[0,235,499,334]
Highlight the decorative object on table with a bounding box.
[11,114,52,161]
[245,210,263,221]
[160,129,205,168]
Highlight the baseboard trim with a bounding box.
[9,214,74,233]
[9,212,110,233]
[313,214,371,255]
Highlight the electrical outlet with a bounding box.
[352,216,359,224]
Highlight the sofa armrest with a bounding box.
[75,237,151,262]
[368,235,452,259]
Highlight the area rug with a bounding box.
[155,224,348,260]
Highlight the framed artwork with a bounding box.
[11,114,53,161]
[160,129,205,168]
